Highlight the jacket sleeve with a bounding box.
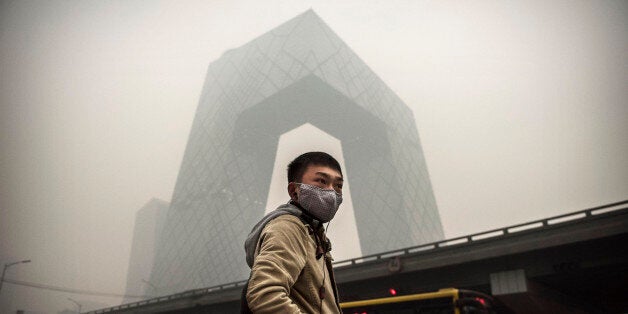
[246,217,309,313]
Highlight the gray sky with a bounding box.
[1,0,626,312]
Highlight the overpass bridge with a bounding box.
[90,200,628,313]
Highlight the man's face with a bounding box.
[289,164,343,201]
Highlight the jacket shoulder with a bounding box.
[263,214,310,236]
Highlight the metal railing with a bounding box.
[88,199,627,313]
[333,199,627,267]
[91,281,249,313]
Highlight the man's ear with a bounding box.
[287,182,299,202]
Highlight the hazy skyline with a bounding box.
[1,1,626,312]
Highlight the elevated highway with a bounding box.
[90,200,628,313]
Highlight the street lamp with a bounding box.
[0,259,31,293]
[67,297,82,314]
[141,278,157,290]
[140,278,160,298]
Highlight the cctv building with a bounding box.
[147,10,444,296]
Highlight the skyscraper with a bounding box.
[123,198,169,303]
[148,10,443,295]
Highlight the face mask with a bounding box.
[295,183,342,222]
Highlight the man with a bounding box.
[244,152,343,313]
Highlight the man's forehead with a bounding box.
[304,165,343,179]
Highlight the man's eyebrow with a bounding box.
[315,171,343,181]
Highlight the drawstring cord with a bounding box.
[318,221,332,312]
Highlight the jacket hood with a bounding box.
[244,202,306,268]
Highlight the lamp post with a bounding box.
[0,259,31,293]
[141,278,156,290]
[67,297,82,314]
[141,278,159,298]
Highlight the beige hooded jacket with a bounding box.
[246,212,341,313]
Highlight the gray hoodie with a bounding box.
[244,202,320,268]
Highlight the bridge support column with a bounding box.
[490,269,592,313]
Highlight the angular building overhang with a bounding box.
[149,9,444,295]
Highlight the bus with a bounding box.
[340,288,494,314]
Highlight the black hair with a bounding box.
[287,152,342,183]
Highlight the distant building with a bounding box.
[148,10,444,295]
[122,198,169,303]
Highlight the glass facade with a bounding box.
[148,9,444,296]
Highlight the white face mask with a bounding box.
[296,183,342,222]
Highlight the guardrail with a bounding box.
[88,199,627,313]
[91,280,249,313]
[333,199,627,267]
